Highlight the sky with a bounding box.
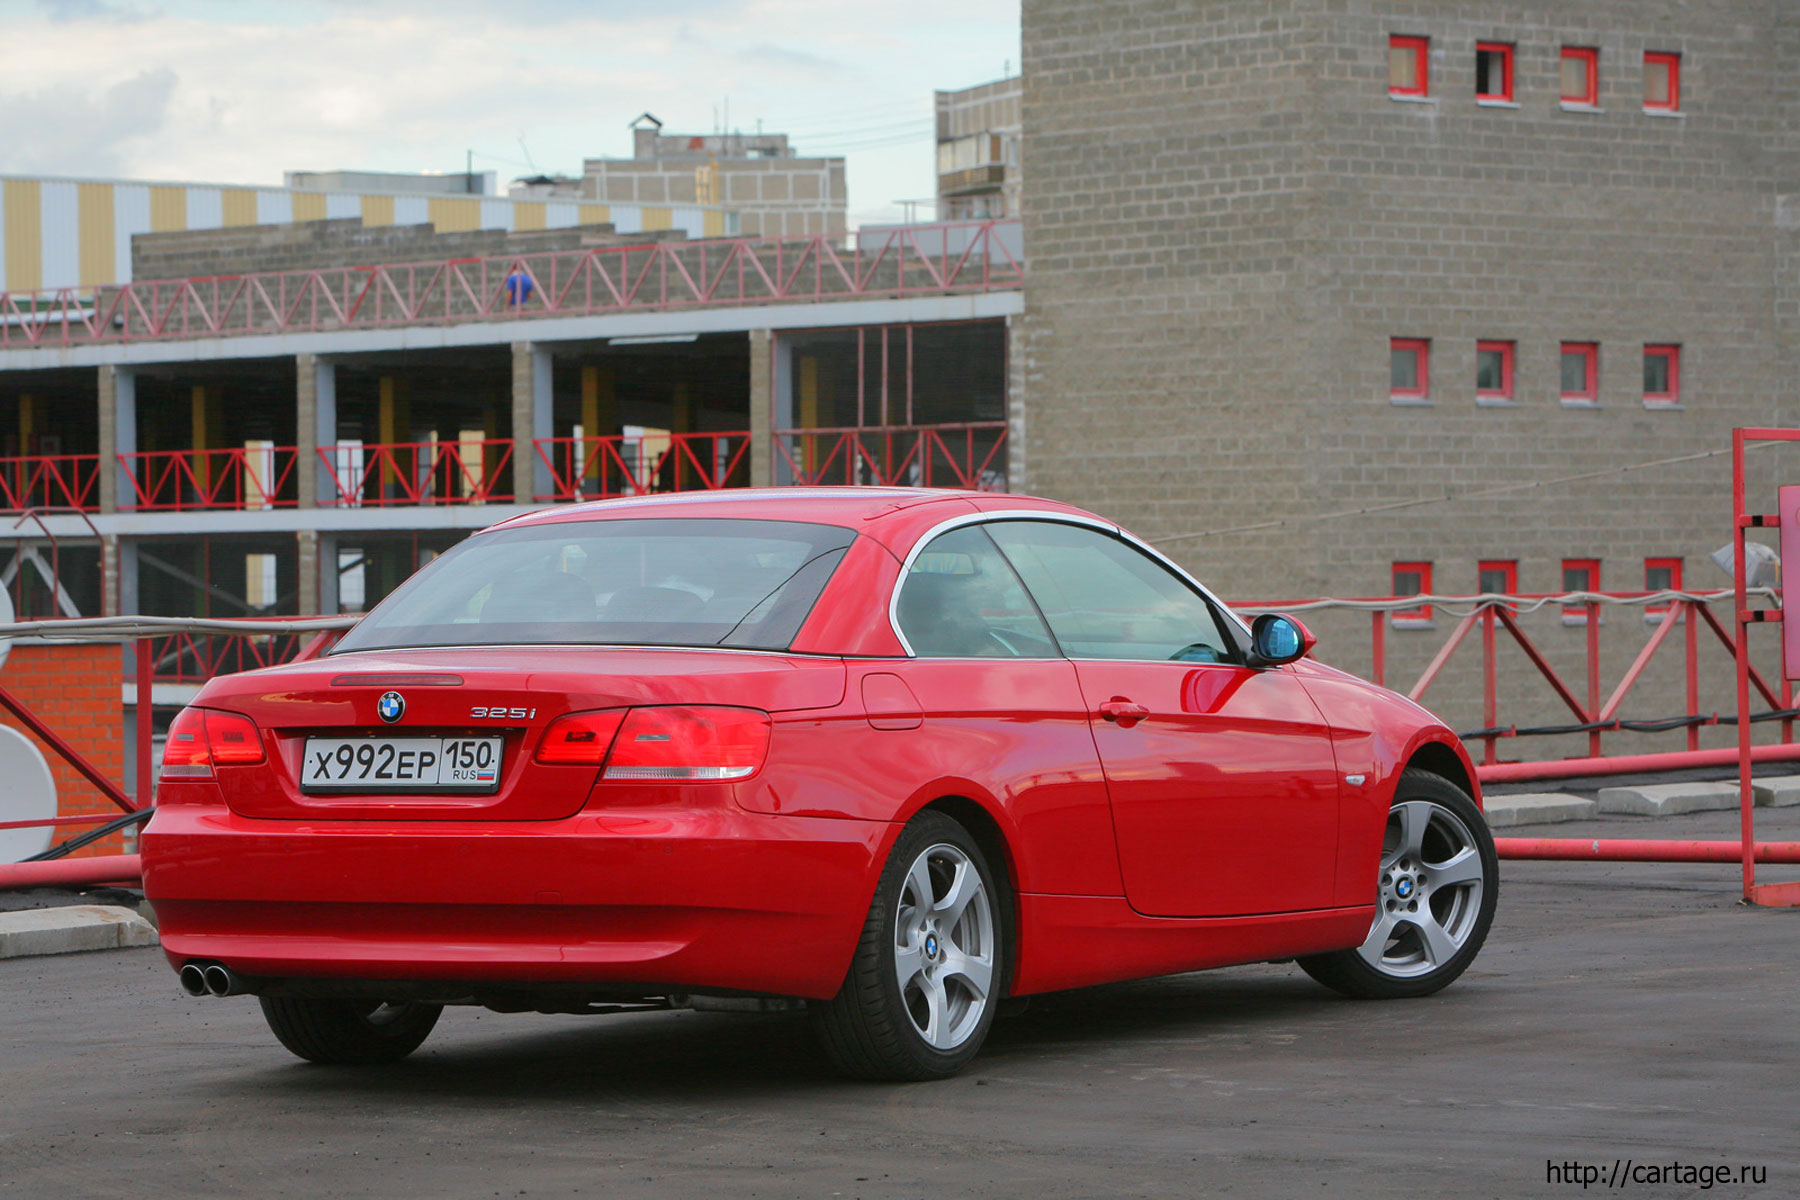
[2,0,1021,228]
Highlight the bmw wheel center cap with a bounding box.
[377,691,406,723]
[1396,877,1414,899]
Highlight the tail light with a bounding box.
[160,707,266,779]
[603,706,770,781]
[534,705,770,781]
[535,709,627,764]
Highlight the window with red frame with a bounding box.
[1644,556,1682,618]
[1561,342,1598,404]
[1644,344,1680,406]
[1562,558,1600,623]
[1644,52,1680,111]
[1478,560,1517,597]
[1476,340,1515,402]
[1561,46,1599,106]
[1391,337,1430,401]
[1475,42,1514,102]
[1392,561,1432,624]
[1390,35,1429,97]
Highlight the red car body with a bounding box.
[143,489,1478,1008]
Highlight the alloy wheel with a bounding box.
[893,842,996,1050]
[1358,800,1487,977]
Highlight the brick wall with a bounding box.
[1021,0,1800,740]
[0,643,129,858]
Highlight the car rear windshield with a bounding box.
[331,518,858,654]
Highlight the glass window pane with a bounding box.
[1561,351,1588,393]
[1561,55,1587,99]
[1645,61,1671,105]
[988,522,1234,663]
[1476,350,1504,391]
[1646,566,1673,591]
[1394,570,1423,596]
[1563,567,1592,592]
[1392,347,1419,390]
[1644,352,1670,393]
[1475,51,1493,95]
[1390,45,1417,90]
[332,518,856,653]
[897,525,1056,658]
[1479,569,1508,594]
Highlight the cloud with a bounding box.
[35,0,151,22]
[0,68,177,176]
[736,43,842,75]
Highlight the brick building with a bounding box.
[937,76,1023,220]
[1018,0,1799,740]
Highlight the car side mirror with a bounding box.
[1247,613,1314,667]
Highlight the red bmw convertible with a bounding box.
[142,488,1496,1080]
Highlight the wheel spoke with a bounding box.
[894,939,924,993]
[1413,913,1459,966]
[942,949,993,1000]
[1393,800,1431,861]
[906,855,935,911]
[920,974,951,1048]
[934,859,982,926]
[1430,846,1483,888]
[1356,909,1398,965]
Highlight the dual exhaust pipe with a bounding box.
[178,961,250,998]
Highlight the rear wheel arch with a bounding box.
[912,795,1019,998]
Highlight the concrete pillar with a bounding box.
[770,334,794,485]
[318,534,340,615]
[296,529,319,616]
[101,534,120,617]
[1005,311,1027,495]
[97,365,135,513]
[295,354,336,510]
[579,364,615,493]
[511,342,553,502]
[749,330,774,488]
[116,538,139,617]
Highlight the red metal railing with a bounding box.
[319,439,513,506]
[118,446,298,512]
[0,454,100,513]
[533,432,751,501]
[143,627,342,684]
[0,221,1025,349]
[1232,589,1792,780]
[774,422,1008,490]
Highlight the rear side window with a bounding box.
[896,525,1056,658]
[985,521,1237,663]
[333,518,856,653]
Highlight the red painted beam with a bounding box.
[0,854,141,892]
[1477,741,1800,783]
[1496,838,1800,864]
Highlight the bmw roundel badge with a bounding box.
[377,691,406,724]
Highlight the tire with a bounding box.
[814,811,1007,1081]
[1299,769,1498,999]
[259,997,443,1065]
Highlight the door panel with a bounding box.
[1075,660,1341,918]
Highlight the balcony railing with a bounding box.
[318,440,514,507]
[118,446,298,512]
[533,432,751,501]
[142,626,342,684]
[774,422,1008,490]
[0,454,100,513]
[0,220,1025,349]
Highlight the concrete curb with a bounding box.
[1752,775,1800,807]
[1596,781,1740,817]
[0,905,159,959]
[1483,793,1598,828]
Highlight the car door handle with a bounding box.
[1098,699,1149,724]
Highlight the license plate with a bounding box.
[300,736,504,793]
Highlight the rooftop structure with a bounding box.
[936,76,1022,220]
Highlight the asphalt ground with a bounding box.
[3,803,1797,1200]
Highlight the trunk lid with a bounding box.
[193,646,845,821]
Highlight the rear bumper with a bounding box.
[141,802,894,1000]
